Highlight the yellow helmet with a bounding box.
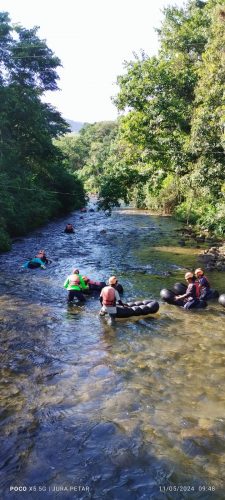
[195,268,204,276]
[109,276,117,285]
[185,272,194,280]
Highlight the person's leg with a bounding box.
[74,290,86,302]
[67,290,75,303]
[184,299,196,310]
[108,314,116,325]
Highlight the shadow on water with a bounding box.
[0,207,225,498]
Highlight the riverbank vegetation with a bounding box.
[0,13,85,251]
[56,0,225,237]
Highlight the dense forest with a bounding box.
[0,13,85,251]
[56,0,225,237]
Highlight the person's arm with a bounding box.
[64,277,69,289]
[115,289,126,306]
[175,284,192,300]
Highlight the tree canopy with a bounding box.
[84,0,225,235]
[0,13,85,250]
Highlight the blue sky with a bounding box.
[1,0,186,123]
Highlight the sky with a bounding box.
[1,0,186,123]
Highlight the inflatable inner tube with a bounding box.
[207,289,219,299]
[89,281,106,291]
[116,300,159,318]
[173,282,187,295]
[160,288,207,309]
[160,288,175,304]
[218,294,225,308]
[173,282,219,300]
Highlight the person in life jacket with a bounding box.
[64,272,86,303]
[35,250,50,264]
[174,272,200,309]
[73,269,89,293]
[99,276,125,322]
[23,257,46,270]
[194,268,211,299]
[64,223,75,234]
[82,276,106,291]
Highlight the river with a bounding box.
[0,206,225,499]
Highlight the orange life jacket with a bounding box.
[101,286,116,306]
[69,275,80,287]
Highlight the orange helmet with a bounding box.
[73,269,79,274]
[109,276,118,285]
[185,272,194,280]
[195,268,204,276]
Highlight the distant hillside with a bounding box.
[66,119,84,133]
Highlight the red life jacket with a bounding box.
[101,286,116,306]
[88,279,101,286]
[194,281,200,298]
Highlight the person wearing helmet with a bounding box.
[72,269,89,293]
[99,276,125,323]
[174,271,200,309]
[195,268,211,299]
[64,271,86,303]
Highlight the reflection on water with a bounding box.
[0,208,225,498]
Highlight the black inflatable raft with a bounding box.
[173,282,219,299]
[87,281,124,293]
[160,288,207,309]
[116,300,159,318]
[218,294,225,308]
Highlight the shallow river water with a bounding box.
[0,207,225,499]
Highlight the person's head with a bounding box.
[108,276,118,286]
[82,276,89,283]
[185,271,194,283]
[195,268,204,277]
[73,269,79,274]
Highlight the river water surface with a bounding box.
[0,207,225,499]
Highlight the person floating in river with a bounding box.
[35,249,50,264]
[23,257,46,270]
[194,268,211,299]
[99,276,126,323]
[64,272,86,303]
[64,223,75,234]
[82,276,106,291]
[174,272,200,309]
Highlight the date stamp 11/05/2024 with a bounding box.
[160,485,216,493]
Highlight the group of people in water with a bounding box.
[23,240,224,320]
[173,268,212,309]
[63,270,125,322]
[160,267,221,310]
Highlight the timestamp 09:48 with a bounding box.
[159,485,216,493]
